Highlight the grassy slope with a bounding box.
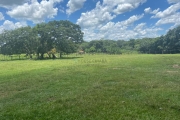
[0,54,180,120]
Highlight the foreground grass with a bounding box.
[0,54,180,120]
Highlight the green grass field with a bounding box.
[0,54,180,120]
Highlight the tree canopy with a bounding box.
[0,20,84,59]
[0,22,180,58]
[79,26,180,54]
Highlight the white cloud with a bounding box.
[66,0,86,15]
[0,12,4,21]
[81,14,159,41]
[77,0,146,28]
[151,8,160,14]
[152,2,180,18]
[77,1,116,28]
[100,22,115,31]
[83,23,162,41]
[144,7,160,14]
[0,0,29,8]
[76,0,149,41]
[168,0,180,4]
[6,0,63,23]
[0,20,27,33]
[103,0,147,7]
[156,12,180,26]
[134,23,162,37]
[103,0,147,15]
[151,2,180,27]
[122,14,144,25]
[144,7,151,13]
[113,3,134,14]
[134,23,146,32]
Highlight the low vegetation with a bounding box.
[0,54,180,119]
[0,20,180,119]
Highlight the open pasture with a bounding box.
[0,54,180,120]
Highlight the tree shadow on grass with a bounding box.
[34,56,84,61]
[58,57,83,60]
[0,56,84,61]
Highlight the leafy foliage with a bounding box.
[1,23,180,57]
[80,25,180,54]
[0,20,83,59]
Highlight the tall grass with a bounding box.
[0,54,180,119]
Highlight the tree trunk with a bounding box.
[30,54,32,59]
[60,52,62,58]
[47,53,51,59]
[40,53,44,59]
[52,54,56,59]
[37,53,40,59]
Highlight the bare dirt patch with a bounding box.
[113,68,121,70]
[167,71,178,73]
[173,64,179,68]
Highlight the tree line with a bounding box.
[0,21,180,59]
[80,25,180,54]
[0,20,83,59]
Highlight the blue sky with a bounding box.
[0,0,180,41]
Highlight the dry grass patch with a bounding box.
[173,64,179,68]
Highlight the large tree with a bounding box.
[0,20,84,59]
[33,20,83,59]
[48,20,83,57]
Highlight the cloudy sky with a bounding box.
[0,0,180,41]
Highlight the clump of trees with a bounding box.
[0,20,83,59]
[0,21,179,59]
[79,25,180,54]
[80,40,122,54]
[138,26,180,54]
[79,39,143,54]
